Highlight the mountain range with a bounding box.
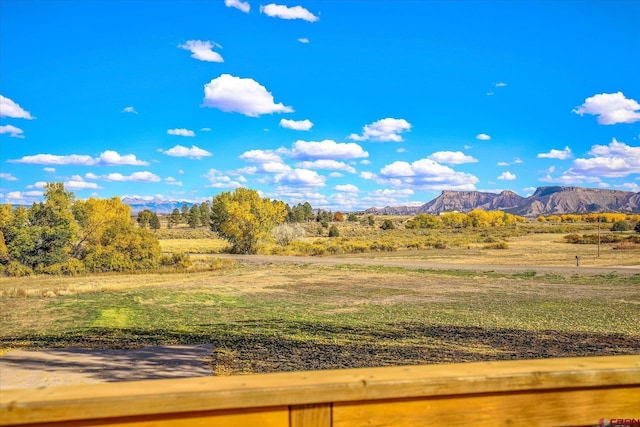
[364,186,640,217]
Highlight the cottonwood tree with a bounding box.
[210,188,287,254]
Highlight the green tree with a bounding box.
[149,212,161,230]
[24,183,78,268]
[199,202,210,227]
[328,225,340,237]
[187,204,201,228]
[180,203,189,221]
[137,209,153,229]
[210,188,287,254]
[168,208,181,229]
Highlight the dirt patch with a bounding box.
[0,345,213,390]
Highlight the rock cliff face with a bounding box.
[513,186,640,216]
[365,186,640,217]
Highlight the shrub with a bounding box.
[5,261,33,277]
[161,252,192,269]
[272,223,306,247]
[612,220,631,232]
[483,242,509,249]
[42,259,86,276]
[380,219,395,230]
[328,225,340,237]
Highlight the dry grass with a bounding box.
[337,232,640,267]
[159,238,229,254]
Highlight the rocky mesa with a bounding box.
[365,186,640,217]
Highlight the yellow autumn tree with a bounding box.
[210,188,288,254]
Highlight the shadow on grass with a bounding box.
[1,322,639,378]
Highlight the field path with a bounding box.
[0,345,213,390]
[215,254,640,276]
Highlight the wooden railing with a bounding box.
[1,355,639,426]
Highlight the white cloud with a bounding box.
[0,95,34,119]
[0,173,18,181]
[289,140,369,160]
[224,0,250,13]
[0,124,24,138]
[537,146,572,160]
[91,171,161,183]
[274,168,325,187]
[27,181,47,189]
[167,128,196,137]
[164,177,183,186]
[573,92,640,125]
[202,169,245,188]
[280,118,313,131]
[200,127,211,132]
[476,133,491,141]
[240,149,284,164]
[349,118,411,142]
[396,147,406,153]
[498,157,522,166]
[428,151,478,165]
[96,150,149,166]
[65,178,102,190]
[329,172,343,178]
[295,159,356,174]
[570,138,640,178]
[5,191,43,204]
[539,173,600,185]
[44,167,55,172]
[203,74,293,117]
[378,158,479,191]
[498,171,516,180]
[122,106,137,114]
[179,40,224,63]
[10,150,148,166]
[298,38,309,43]
[362,188,416,208]
[493,82,507,87]
[618,182,640,192]
[333,184,359,193]
[162,145,212,159]
[260,4,318,22]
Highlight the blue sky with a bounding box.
[1,0,639,211]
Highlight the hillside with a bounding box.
[365,186,640,217]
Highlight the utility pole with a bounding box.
[597,217,601,258]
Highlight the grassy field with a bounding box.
[2,226,639,374]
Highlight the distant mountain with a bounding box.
[365,186,640,217]
[121,197,194,215]
[513,186,640,217]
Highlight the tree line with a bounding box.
[0,183,161,276]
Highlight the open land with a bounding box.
[1,228,639,388]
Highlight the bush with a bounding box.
[5,261,33,277]
[612,220,631,232]
[380,219,395,230]
[328,225,340,237]
[483,242,509,249]
[42,259,86,276]
[160,252,192,269]
[272,223,306,247]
